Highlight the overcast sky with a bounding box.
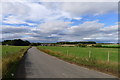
[1,0,118,43]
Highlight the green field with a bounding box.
[2,46,29,57]
[0,46,1,57]
[38,46,119,76]
[38,46,118,62]
[102,44,120,48]
[2,45,29,78]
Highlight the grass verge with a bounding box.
[37,47,119,77]
[2,47,30,79]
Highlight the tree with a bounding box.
[94,44,102,47]
[2,39,30,46]
[77,44,87,47]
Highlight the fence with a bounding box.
[65,50,112,62]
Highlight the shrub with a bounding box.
[77,44,87,47]
[94,44,102,47]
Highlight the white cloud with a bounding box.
[1,21,118,43]
[73,17,82,20]
[2,15,37,26]
[52,21,118,43]
[2,2,29,18]
[1,2,118,43]
[1,2,53,23]
[1,0,119,2]
[68,20,104,35]
[3,16,26,24]
[26,3,52,21]
[61,2,117,17]
[2,2,117,23]
[100,25,118,33]
[38,21,71,33]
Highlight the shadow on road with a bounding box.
[15,53,28,79]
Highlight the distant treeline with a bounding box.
[1,39,119,48]
[2,39,30,46]
[57,41,96,44]
[2,39,97,46]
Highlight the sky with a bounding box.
[0,0,119,43]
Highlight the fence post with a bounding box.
[89,50,91,58]
[67,50,68,56]
[108,51,110,62]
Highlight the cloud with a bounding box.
[1,0,119,2]
[2,2,29,18]
[61,2,117,17]
[1,2,53,24]
[2,15,37,26]
[73,17,82,20]
[100,25,118,34]
[2,33,23,40]
[3,15,26,24]
[2,2,117,24]
[1,2,118,43]
[1,21,118,43]
[26,3,52,21]
[2,26,31,34]
[67,20,104,36]
[38,20,71,33]
[51,21,118,43]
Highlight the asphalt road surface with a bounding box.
[16,47,116,78]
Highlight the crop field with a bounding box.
[38,46,118,62]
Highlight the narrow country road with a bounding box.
[16,47,116,78]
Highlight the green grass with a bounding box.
[0,47,1,55]
[2,46,29,57]
[101,44,120,48]
[2,45,30,79]
[102,44,119,47]
[38,46,118,62]
[0,46,1,79]
[37,46,119,76]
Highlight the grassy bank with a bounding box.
[37,46,119,77]
[0,60,1,79]
[2,46,30,79]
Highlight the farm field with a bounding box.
[38,46,118,62]
[0,46,1,78]
[0,46,1,57]
[2,46,29,57]
[38,46,119,76]
[2,45,29,78]
[102,44,120,48]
